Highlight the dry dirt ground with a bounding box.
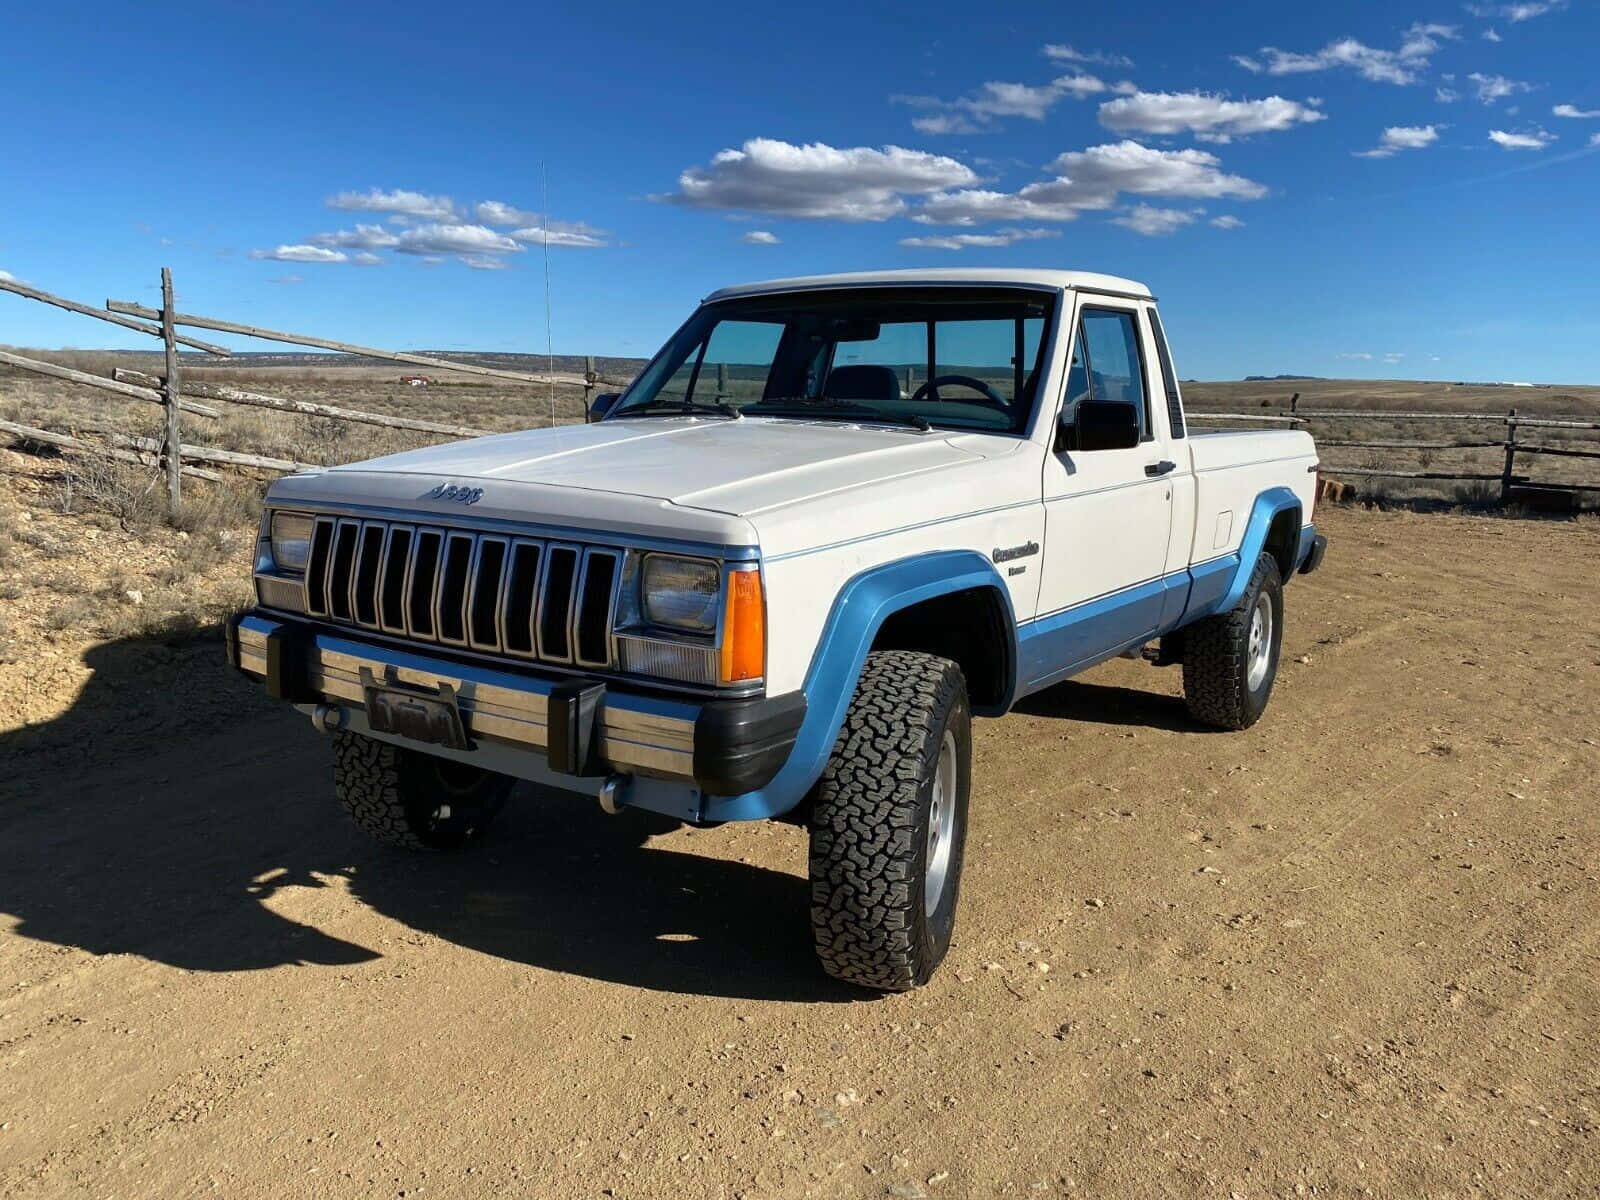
[2,503,1599,1199]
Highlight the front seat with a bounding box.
[823,364,902,404]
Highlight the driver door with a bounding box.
[1025,298,1175,690]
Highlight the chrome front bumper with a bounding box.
[231,613,698,780]
[228,614,808,822]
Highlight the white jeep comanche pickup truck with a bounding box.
[230,268,1327,990]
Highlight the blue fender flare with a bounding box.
[1217,487,1304,614]
[700,550,1015,823]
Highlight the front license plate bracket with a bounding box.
[360,666,473,751]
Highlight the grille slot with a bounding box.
[501,541,542,657]
[574,550,620,667]
[378,526,412,633]
[304,518,336,617]
[352,524,385,628]
[467,537,508,651]
[435,533,474,645]
[538,545,580,662]
[296,517,618,670]
[407,530,443,637]
[326,520,361,622]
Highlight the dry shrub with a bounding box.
[169,476,265,537]
[55,444,164,529]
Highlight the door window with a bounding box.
[1077,308,1151,440]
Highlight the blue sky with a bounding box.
[2,0,1597,381]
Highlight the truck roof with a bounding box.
[704,267,1153,303]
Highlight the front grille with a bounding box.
[303,515,622,669]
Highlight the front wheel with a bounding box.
[1182,552,1284,730]
[332,731,513,850]
[809,651,971,991]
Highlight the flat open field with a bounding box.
[3,493,1599,1198]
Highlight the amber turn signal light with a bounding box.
[719,569,765,683]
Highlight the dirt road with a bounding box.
[2,505,1598,1199]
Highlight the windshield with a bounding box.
[610,287,1055,434]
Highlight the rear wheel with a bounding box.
[1182,552,1283,730]
[808,651,971,991]
[332,731,513,850]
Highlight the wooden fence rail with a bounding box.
[1190,391,1600,505]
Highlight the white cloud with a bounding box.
[911,113,985,135]
[1467,1,1566,21]
[459,255,510,270]
[249,244,348,263]
[1355,124,1441,157]
[1235,22,1458,85]
[1553,103,1600,118]
[1112,205,1201,236]
[311,223,401,250]
[741,230,781,245]
[1098,91,1326,141]
[914,140,1266,226]
[1043,44,1134,68]
[1483,26,1503,41]
[327,188,457,220]
[1210,215,1245,229]
[268,274,304,285]
[350,251,383,266]
[1469,72,1533,103]
[897,73,1113,132]
[665,138,979,220]
[899,227,1061,250]
[508,224,608,248]
[392,224,524,256]
[475,201,538,226]
[1337,352,1374,360]
[1488,128,1555,148]
[1436,86,1460,102]
[0,269,15,282]
[1592,132,1600,147]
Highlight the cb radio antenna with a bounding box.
[542,161,555,427]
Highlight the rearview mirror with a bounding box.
[588,392,621,423]
[1064,400,1140,452]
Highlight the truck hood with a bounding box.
[325,416,987,517]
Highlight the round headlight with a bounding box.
[270,511,315,573]
[642,555,721,632]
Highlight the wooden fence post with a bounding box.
[1500,407,1518,506]
[160,267,182,516]
[1290,392,1299,417]
[717,361,729,397]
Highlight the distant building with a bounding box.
[401,375,430,387]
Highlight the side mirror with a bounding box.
[588,392,621,423]
[1068,400,1141,452]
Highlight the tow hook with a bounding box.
[597,774,631,815]
[311,703,347,734]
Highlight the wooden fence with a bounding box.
[0,267,621,516]
[1188,392,1600,509]
[3,268,1598,514]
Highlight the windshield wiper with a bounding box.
[613,397,742,420]
[752,397,932,432]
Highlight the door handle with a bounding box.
[1144,460,1177,477]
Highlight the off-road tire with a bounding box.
[1182,552,1284,730]
[809,651,971,991]
[332,731,513,850]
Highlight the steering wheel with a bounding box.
[909,374,1009,410]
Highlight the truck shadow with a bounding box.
[1014,677,1214,732]
[0,627,853,1002]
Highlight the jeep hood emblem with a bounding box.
[425,483,484,505]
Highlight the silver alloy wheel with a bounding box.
[1246,591,1273,691]
[924,729,959,918]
